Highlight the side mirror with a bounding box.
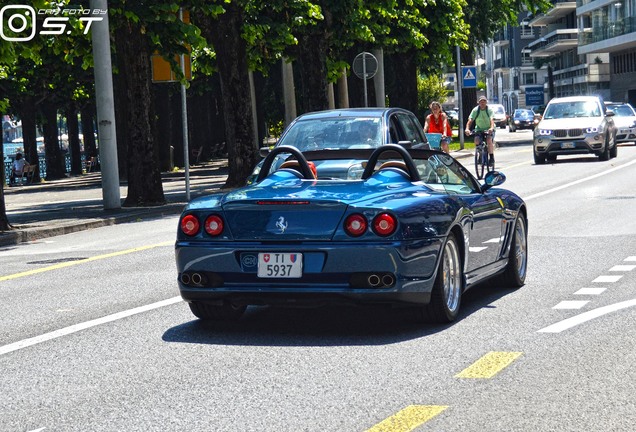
[482,170,506,192]
[259,146,272,158]
[605,109,615,117]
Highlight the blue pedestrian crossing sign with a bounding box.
[462,66,477,88]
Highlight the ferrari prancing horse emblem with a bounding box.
[276,216,288,234]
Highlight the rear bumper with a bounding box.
[175,238,443,306]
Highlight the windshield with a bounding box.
[608,105,636,117]
[278,118,382,151]
[543,101,602,119]
[514,110,533,118]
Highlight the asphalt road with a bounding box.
[2,134,636,431]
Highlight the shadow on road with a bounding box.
[163,284,512,347]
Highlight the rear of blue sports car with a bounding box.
[175,173,451,311]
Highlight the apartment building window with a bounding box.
[520,21,534,39]
[523,73,536,85]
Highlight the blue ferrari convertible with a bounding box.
[175,145,528,323]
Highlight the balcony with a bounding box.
[529,1,577,27]
[527,29,579,57]
[578,16,636,53]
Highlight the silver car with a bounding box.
[605,102,636,144]
[533,96,617,164]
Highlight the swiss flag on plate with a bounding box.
[263,254,270,262]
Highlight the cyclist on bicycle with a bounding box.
[423,101,451,153]
[464,95,495,165]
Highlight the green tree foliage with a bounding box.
[417,74,449,120]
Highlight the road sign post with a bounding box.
[353,52,378,107]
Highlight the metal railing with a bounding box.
[3,154,97,185]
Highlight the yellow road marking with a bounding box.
[0,241,172,282]
[366,405,448,432]
[455,351,522,379]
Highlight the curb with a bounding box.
[0,203,185,247]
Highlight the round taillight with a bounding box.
[181,215,200,236]
[344,214,367,237]
[373,213,397,236]
[204,215,224,236]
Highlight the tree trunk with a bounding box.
[0,183,9,231]
[19,97,41,183]
[297,29,330,113]
[118,20,165,207]
[80,104,98,161]
[154,84,174,171]
[41,102,66,180]
[0,124,9,231]
[460,48,477,132]
[67,106,82,175]
[387,51,418,113]
[202,6,257,188]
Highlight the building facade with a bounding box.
[485,11,550,114]
[577,0,636,105]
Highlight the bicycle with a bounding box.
[467,130,494,179]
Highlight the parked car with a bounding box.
[604,102,636,144]
[249,108,429,183]
[533,95,617,164]
[175,144,528,324]
[446,108,460,127]
[509,109,539,132]
[490,104,508,129]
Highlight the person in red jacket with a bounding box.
[423,101,451,153]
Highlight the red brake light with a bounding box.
[344,214,367,237]
[373,213,397,236]
[204,215,224,236]
[181,215,200,236]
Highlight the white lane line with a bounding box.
[592,275,623,283]
[610,265,636,272]
[625,256,636,262]
[483,237,501,244]
[0,297,182,357]
[574,287,607,295]
[553,301,589,309]
[469,247,488,252]
[539,299,636,333]
[524,158,636,201]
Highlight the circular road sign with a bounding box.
[353,52,378,80]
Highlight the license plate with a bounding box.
[561,142,575,149]
[620,129,631,134]
[257,253,303,278]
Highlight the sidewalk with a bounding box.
[1,160,229,247]
[1,150,472,247]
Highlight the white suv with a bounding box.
[490,104,508,129]
[533,96,617,164]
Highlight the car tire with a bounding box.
[498,213,528,288]
[189,301,246,321]
[420,232,463,323]
[533,151,546,165]
[599,135,610,161]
